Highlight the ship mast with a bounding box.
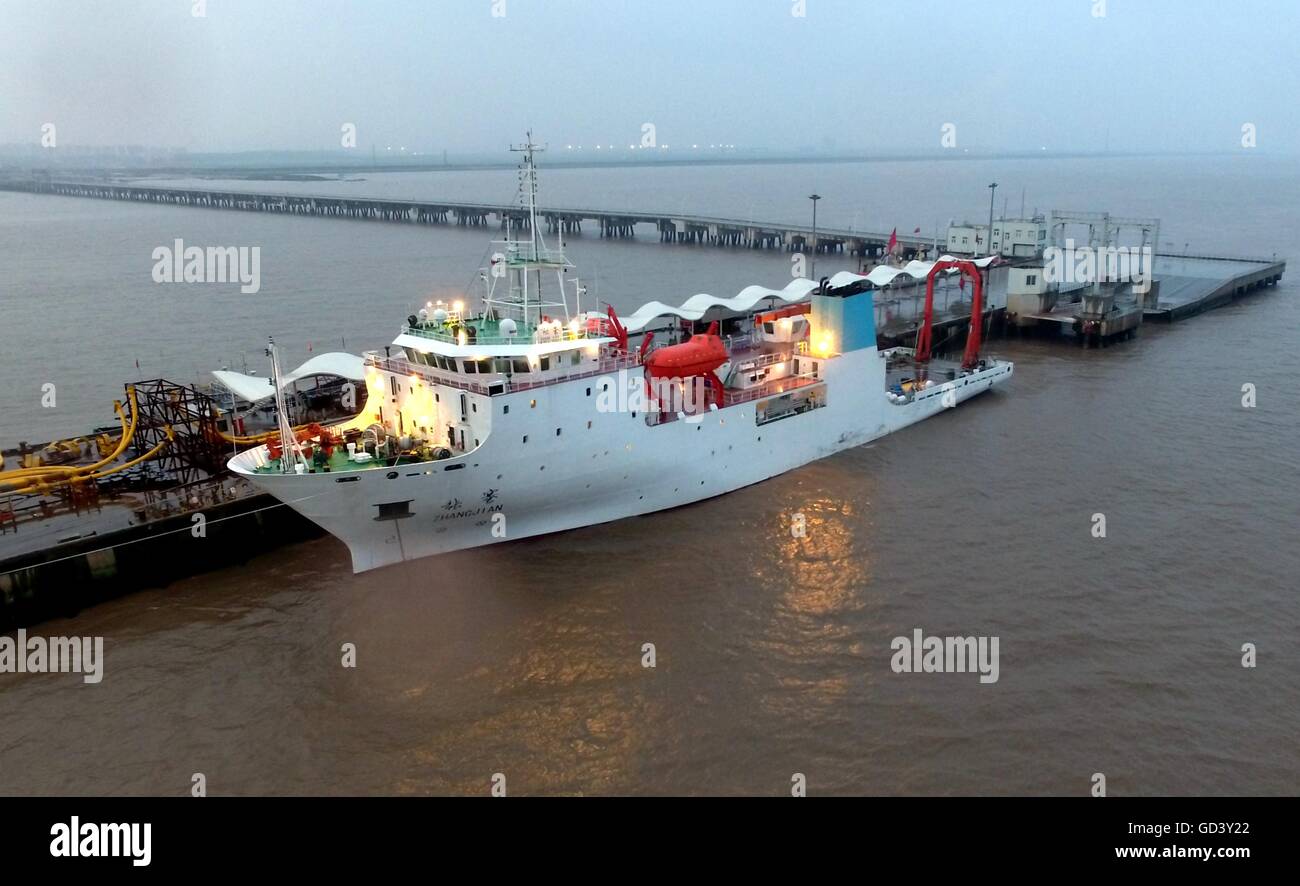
[480,132,572,331]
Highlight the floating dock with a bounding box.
[1144,255,1286,321]
[0,489,320,632]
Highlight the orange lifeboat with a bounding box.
[643,321,727,381]
[643,322,727,409]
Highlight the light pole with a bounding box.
[808,194,821,281]
[986,182,998,257]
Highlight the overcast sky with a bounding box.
[2,0,1297,155]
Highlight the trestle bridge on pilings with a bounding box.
[0,178,935,259]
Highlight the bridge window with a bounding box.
[512,358,530,374]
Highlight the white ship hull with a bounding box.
[230,346,1012,572]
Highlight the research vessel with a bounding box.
[229,137,1013,572]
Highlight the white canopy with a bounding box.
[826,254,999,289]
[618,257,999,333]
[621,279,820,333]
[211,351,365,404]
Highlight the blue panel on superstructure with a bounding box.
[811,289,876,353]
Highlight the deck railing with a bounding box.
[721,373,820,406]
[365,351,642,396]
[400,323,603,347]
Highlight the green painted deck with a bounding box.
[255,449,403,475]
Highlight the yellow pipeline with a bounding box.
[2,391,134,479]
[214,421,317,446]
[82,425,173,480]
[19,387,135,475]
[0,387,140,493]
[5,426,173,496]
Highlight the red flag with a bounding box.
[887,228,898,253]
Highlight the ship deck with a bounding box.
[253,447,435,476]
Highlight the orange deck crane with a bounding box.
[915,259,987,371]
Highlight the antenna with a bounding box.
[510,131,545,258]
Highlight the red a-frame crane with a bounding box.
[914,259,987,371]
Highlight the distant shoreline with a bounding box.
[0,149,1280,181]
